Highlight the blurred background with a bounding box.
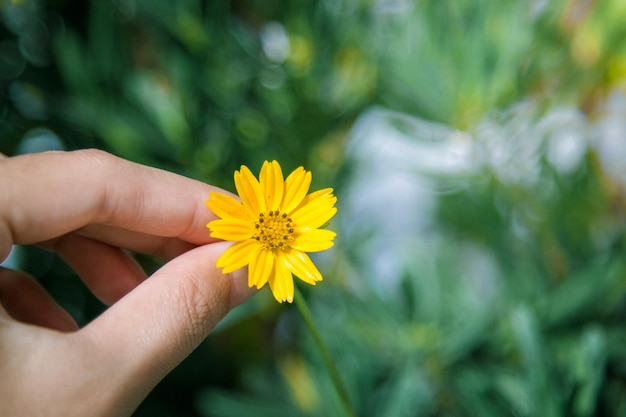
[2,0,626,415]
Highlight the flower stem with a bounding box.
[294,286,356,417]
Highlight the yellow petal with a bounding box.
[281,167,312,214]
[249,248,274,289]
[206,192,246,219]
[260,160,284,211]
[234,165,266,218]
[291,229,336,252]
[269,255,294,303]
[297,188,334,205]
[284,249,322,285]
[208,218,255,241]
[290,192,337,229]
[216,240,259,273]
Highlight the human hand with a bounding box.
[0,149,255,417]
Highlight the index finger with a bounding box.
[0,149,222,260]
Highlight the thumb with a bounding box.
[76,242,253,413]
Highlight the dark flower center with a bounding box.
[253,210,294,250]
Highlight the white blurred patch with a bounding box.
[542,108,587,174]
[340,103,590,297]
[341,107,477,294]
[16,128,64,153]
[260,22,290,64]
[593,91,626,185]
[473,103,588,184]
[473,104,544,185]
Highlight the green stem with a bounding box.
[294,286,356,417]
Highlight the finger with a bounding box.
[77,242,255,408]
[51,233,147,306]
[74,224,201,260]
[0,149,227,260]
[0,266,78,331]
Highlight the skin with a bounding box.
[0,149,255,417]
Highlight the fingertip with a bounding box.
[228,268,258,310]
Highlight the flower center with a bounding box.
[253,210,295,250]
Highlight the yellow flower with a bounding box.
[206,161,337,303]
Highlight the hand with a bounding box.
[0,149,254,417]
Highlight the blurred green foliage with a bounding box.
[3,0,626,416]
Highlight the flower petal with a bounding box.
[297,188,334,204]
[206,192,246,219]
[208,218,255,241]
[284,249,322,285]
[235,165,266,218]
[260,160,284,211]
[216,240,259,273]
[291,229,336,252]
[249,248,274,289]
[269,253,294,303]
[281,167,311,214]
[290,190,337,229]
